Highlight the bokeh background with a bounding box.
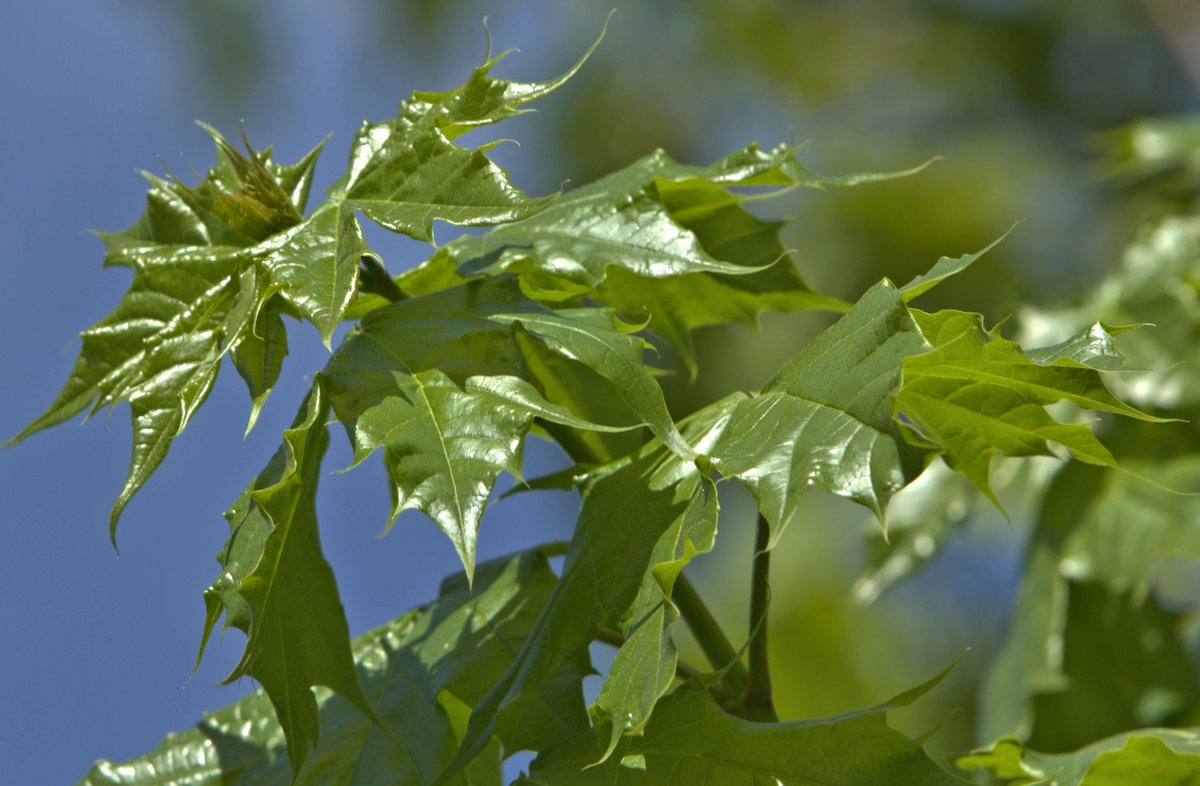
[3,0,1199,782]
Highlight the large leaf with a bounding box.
[445,398,741,779]
[81,548,584,785]
[711,278,931,540]
[197,381,373,775]
[521,670,971,785]
[321,276,682,579]
[961,729,1200,785]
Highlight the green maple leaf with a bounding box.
[81,548,584,785]
[10,38,593,536]
[523,668,971,785]
[322,276,682,580]
[711,277,931,540]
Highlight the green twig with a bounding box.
[743,512,778,721]
[673,573,750,699]
[357,255,406,302]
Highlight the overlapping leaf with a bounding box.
[896,311,1161,507]
[197,381,373,775]
[961,729,1200,785]
[445,399,741,779]
[81,548,585,785]
[522,670,971,785]
[6,131,321,533]
[321,276,684,579]
[10,41,593,532]
[710,278,931,540]
[425,142,892,374]
[706,242,1034,541]
[981,459,1200,747]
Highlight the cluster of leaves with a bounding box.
[17,35,1200,786]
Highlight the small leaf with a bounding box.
[7,130,324,532]
[322,277,676,578]
[896,310,1161,507]
[328,39,603,243]
[712,279,930,540]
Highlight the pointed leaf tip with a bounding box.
[900,224,1019,302]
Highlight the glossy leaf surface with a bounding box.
[11,42,590,529]
[6,130,320,532]
[321,276,679,578]
[81,548,579,785]
[434,143,866,374]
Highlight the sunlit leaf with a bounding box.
[434,142,872,374]
[446,399,740,778]
[11,39,596,527]
[82,548,579,785]
[896,310,1160,507]
[711,279,930,539]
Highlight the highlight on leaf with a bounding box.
[12,20,1196,786]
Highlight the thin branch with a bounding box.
[743,512,778,721]
[673,573,750,699]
